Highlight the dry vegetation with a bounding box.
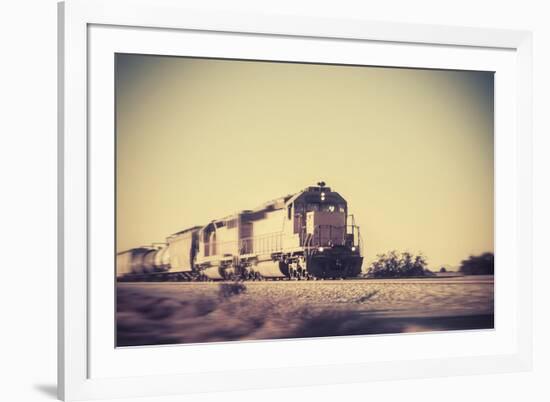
[116,277,494,346]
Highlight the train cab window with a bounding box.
[287,204,292,220]
[306,203,320,212]
[320,204,336,212]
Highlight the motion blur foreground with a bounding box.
[117,183,363,281]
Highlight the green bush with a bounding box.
[367,251,429,278]
[459,252,494,275]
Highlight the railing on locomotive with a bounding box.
[302,224,361,249]
[200,226,361,257]
[239,232,286,254]
[201,232,286,256]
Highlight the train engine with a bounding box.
[116,182,363,281]
[286,183,363,279]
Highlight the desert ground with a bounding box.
[116,276,494,347]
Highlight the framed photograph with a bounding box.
[58,0,533,400]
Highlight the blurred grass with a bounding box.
[116,279,493,346]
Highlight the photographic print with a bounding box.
[115,54,494,347]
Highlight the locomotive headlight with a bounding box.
[318,247,324,252]
[351,246,356,252]
[321,192,326,201]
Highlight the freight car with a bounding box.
[116,182,363,281]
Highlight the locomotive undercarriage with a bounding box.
[120,248,362,282]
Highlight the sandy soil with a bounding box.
[116,276,494,346]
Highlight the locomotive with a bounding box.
[116,182,363,281]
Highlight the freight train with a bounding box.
[116,183,363,281]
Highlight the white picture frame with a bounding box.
[58,0,533,400]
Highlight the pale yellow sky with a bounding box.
[116,54,494,269]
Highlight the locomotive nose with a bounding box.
[308,250,363,279]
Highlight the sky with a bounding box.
[115,54,494,269]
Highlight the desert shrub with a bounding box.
[367,250,429,278]
[219,281,247,298]
[459,252,494,275]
